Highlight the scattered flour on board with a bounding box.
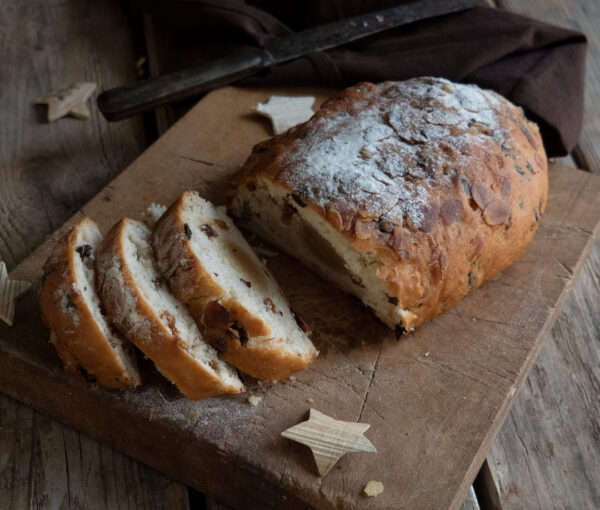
[281,77,508,229]
[123,385,257,438]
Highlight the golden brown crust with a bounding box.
[231,78,548,330]
[40,218,141,388]
[152,196,268,337]
[152,192,316,380]
[96,218,243,400]
[215,338,313,381]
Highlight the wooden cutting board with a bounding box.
[2,87,600,510]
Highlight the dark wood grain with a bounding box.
[207,485,481,509]
[0,394,190,510]
[1,86,599,510]
[482,238,600,509]
[0,1,190,508]
[142,13,176,136]
[0,0,146,270]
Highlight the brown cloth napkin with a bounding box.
[142,0,587,157]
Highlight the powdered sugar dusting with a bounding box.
[280,77,507,228]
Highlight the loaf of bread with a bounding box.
[230,77,548,334]
[40,218,140,388]
[95,218,244,399]
[152,191,316,381]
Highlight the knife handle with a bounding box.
[97,49,265,121]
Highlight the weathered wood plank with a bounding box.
[483,236,600,509]
[206,486,481,510]
[0,393,190,510]
[0,0,147,269]
[461,487,481,510]
[142,13,176,136]
[0,0,191,508]
[550,156,578,168]
[497,0,600,172]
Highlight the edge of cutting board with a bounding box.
[2,87,600,510]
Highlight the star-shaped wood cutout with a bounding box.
[253,95,315,135]
[34,82,97,122]
[281,408,376,476]
[0,262,31,326]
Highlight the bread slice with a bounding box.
[152,191,317,381]
[96,218,243,399]
[40,218,140,388]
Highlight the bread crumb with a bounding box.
[363,480,384,497]
[289,375,297,381]
[141,203,167,228]
[248,395,262,406]
[424,351,430,357]
[253,95,316,135]
[306,397,315,403]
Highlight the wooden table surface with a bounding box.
[0,1,598,509]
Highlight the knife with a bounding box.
[97,0,482,121]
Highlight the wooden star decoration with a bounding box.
[281,408,376,476]
[34,82,97,122]
[253,95,315,135]
[0,262,31,326]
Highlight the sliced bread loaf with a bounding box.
[230,78,548,333]
[96,218,244,399]
[152,191,316,381]
[40,218,141,388]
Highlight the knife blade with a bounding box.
[97,0,482,121]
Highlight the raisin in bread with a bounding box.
[152,191,316,381]
[230,77,548,334]
[40,218,140,388]
[96,218,244,399]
